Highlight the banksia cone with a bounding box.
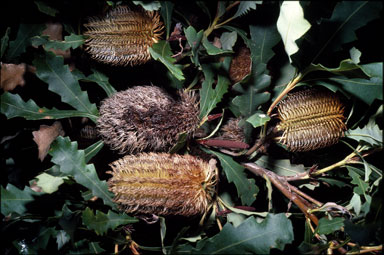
[97,86,199,154]
[276,88,346,152]
[219,118,246,142]
[107,153,218,216]
[84,6,164,66]
[229,47,252,83]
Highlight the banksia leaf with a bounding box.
[107,153,217,216]
[84,6,164,66]
[276,88,346,152]
[97,86,199,154]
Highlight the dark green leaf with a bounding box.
[34,1,59,16]
[222,25,251,47]
[232,88,270,117]
[316,217,344,235]
[149,40,185,80]
[169,132,188,154]
[220,31,237,51]
[5,24,46,61]
[348,168,369,196]
[203,149,258,206]
[232,1,260,19]
[160,217,167,254]
[1,27,10,58]
[33,52,98,122]
[0,92,96,120]
[178,214,293,254]
[202,37,232,55]
[132,1,161,11]
[49,136,115,207]
[84,140,104,163]
[184,26,204,66]
[56,230,70,250]
[199,64,229,120]
[345,122,383,147]
[249,24,281,66]
[254,155,306,177]
[83,69,117,97]
[160,1,174,39]
[1,184,41,216]
[89,242,105,254]
[246,111,270,128]
[82,207,138,236]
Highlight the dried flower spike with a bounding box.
[229,47,252,83]
[97,86,200,154]
[276,88,346,152]
[84,5,164,66]
[107,153,218,216]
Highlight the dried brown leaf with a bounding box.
[41,22,70,58]
[32,121,65,161]
[1,63,26,91]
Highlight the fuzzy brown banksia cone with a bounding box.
[107,153,218,216]
[229,47,252,84]
[84,6,164,66]
[276,87,346,152]
[97,86,199,154]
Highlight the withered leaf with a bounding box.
[33,121,65,161]
[0,63,26,91]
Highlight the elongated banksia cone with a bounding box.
[84,6,164,66]
[97,86,200,154]
[107,153,218,216]
[276,88,346,152]
[229,47,252,83]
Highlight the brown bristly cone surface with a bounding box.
[107,153,217,216]
[97,86,200,154]
[84,5,164,66]
[229,46,252,84]
[276,87,346,152]
[218,118,246,142]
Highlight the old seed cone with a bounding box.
[276,87,346,152]
[97,86,199,154]
[84,5,164,66]
[107,153,217,216]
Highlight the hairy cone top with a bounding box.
[97,86,200,154]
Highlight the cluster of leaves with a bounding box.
[1,0,382,254]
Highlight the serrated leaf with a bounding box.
[0,92,96,121]
[348,168,369,197]
[178,214,293,254]
[34,1,59,16]
[348,193,362,216]
[160,1,174,39]
[33,52,98,122]
[220,31,237,51]
[246,111,270,128]
[249,24,281,66]
[89,242,105,254]
[199,64,229,120]
[184,26,204,66]
[84,140,104,163]
[345,122,383,147]
[203,149,258,206]
[5,24,46,61]
[232,1,260,19]
[1,184,42,216]
[232,89,270,117]
[82,207,138,236]
[132,1,161,11]
[316,217,344,235]
[202,37,232,55]
[82,69,117,97]
[49,136,115,207]
[254,155,306,177]
[35,173,66,194]
[277,1,311,62]
[56,230,70,250]
[32,33,85,51]
[1,27,10,58]
[149,40,185,81]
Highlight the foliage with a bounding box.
[1,1,382,254]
